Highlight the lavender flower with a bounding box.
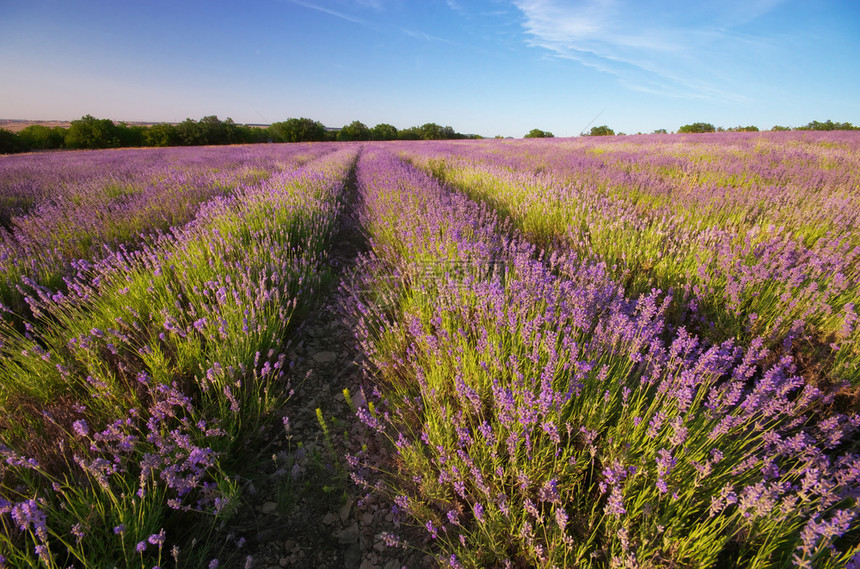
[655,449,676,494]
[72,419,89,437]
[11,499,47,542]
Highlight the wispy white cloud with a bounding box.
[352,0,385,11]
[286,0,464,48]
[513,0,785,101]
[285,0,369,25]
[399,26,461,46]
[445,0,465,13]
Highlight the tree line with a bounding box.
[0,115,479,154]
[569,120,859,137]
[3,115,857,154]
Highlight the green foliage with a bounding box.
[589,125,615,136]
[770,125,791,132]
[524,128,554,138]
[143,123,179,147]
[398,126,421,140]
[175,118,205,145]
[234,125,269,144]
[0,129,27,154]
[18,125,66,149]
[421,123,450,140]
[115,123,146,147]
[395,123,464,141]
[727,125,760,132]
[269,117,328,143]
[337,120,371,142]
[678,122,716,133]
[798,119,859,131]
[65,115,121,149]
[652,128,668,134]
[370,123,398,141]
[174,116,240,146]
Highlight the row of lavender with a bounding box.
[398,132,860,392]
[0,144,332,316]
[403,131,860,235]
[345,148,859,567]
[0,145,355,567]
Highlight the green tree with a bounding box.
[0,129,27,154]
[200,115,231,144]
[175,118,206,146]
[797,119,859,131]
[652,128,668,134]
[170,116,235,146]
[770,125,791,132]
[418,123,445,140]
[370,123,398,140]
[144,123,179,147]
[233,124,268,144]
[398,126,421,140]
[524,129,554,138]
[115,123,146,147]
[678,122,715,133]
[589,125,615,136]
[268,118,327,142]
[17,125,66,149]
[337,121,371,141]
[65,115,121,149]
[441,125,459,140]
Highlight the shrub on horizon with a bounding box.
[678,122,716,133]
[588,125,615,136]
[524,128,554,138]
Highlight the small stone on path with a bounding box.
[338,522,360,545]
[344,543,362,569]
[323,512,339,525]
[313,351,337,363]
[261,501,278,514]
[339,500,353,522]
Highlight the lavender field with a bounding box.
[1,132,859,568]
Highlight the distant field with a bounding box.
[0,120,196,133]
[0,120,73,133]
[0,132,858,568]
[0,119,271,134]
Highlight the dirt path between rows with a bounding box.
[222,157,434,569]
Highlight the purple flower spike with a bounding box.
[72,419,89,437]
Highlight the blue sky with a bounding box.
[1,0,858,137]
